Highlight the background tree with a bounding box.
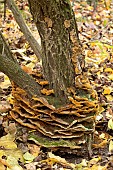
[7,0,41,59]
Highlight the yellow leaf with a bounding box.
[0,149,23,169]
[105,95,113,101]
[99,133,105,139]
[103,87,112,95]
[0,151,5,159]
[23,152,35,163]
[5,150,23,163]
[88,157,101,165]
[108,119,113,130]
[0,75,11,89]
[7,96,14,105]
[94,21,100,25]
[108,74,113,80]
[87,6,93,10]
[96,71,100,76]
[105,0,111,9]
[6,156,23,170]
[98,106,105,114]
[0,134,17,149]
[47,152,75,168]
[109,140,113,152]
[104,68,113,73]
[87,164,107,170]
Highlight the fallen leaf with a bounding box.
[93,139,108,148]
[104,68,113,73]
[0,75,11,89]
[0,134,17,149]
[105,95,113,101]
[108,119,113,130]
[88,156,101,165]
[23,152,35,163]
[108,74,113,81]
[103,87,112,95]
[6,156,23,170]
[109,140,113,153]
[27,144,40,157]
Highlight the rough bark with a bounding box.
[0,54,41,97]
[0,30,41,97]
[0,30,17,63]
[7,0,41,60]
[28,0,83,101]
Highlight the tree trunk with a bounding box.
[7,0,42,60]
[0,30,41,97]
[0,53,41,97]
[28,0,84,103]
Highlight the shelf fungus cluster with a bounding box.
[10,69,98,153]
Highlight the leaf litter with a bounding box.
[0,0,113,169]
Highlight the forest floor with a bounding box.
[0,0,113,169]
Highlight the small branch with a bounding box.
[0,30,41,97]
[4,0,7,20]
[7,0,42,60]
[0,53,41,97]
[0,30,17,62]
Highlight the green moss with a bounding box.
[76,89,96,101]
[45,95,68,108]
[28,133,77,148]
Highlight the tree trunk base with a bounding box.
[9,67,98,152]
